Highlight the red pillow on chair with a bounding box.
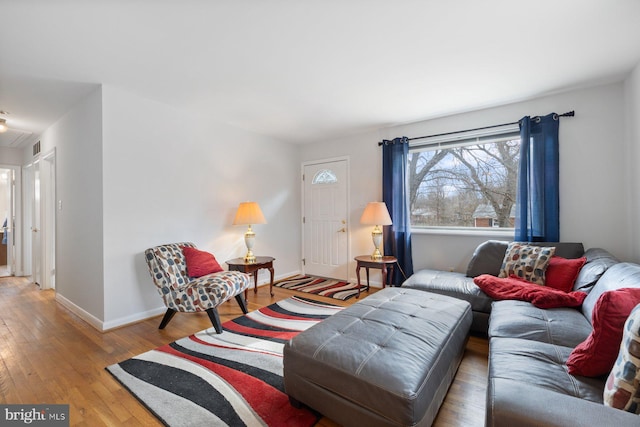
[182,246,223,278]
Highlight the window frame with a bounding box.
[407,124,520,235]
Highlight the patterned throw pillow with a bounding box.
[604,304,640,414]
[498,242,555,285]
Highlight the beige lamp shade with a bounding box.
[360,202,392,260]
[233,202,266,264]
[232,202,267,226]
[360,202,392,226]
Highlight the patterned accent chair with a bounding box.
[144,242,251,333]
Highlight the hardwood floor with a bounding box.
[0,276,488,426]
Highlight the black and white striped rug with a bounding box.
[107,296,341,426]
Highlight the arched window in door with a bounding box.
[312,169,338,185]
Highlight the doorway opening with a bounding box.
[0,168,12,277]
[23,150,56,289]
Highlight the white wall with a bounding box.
[101,85,301,328]
[0,147,23,165]
[626,62,640,261]
[301,81,631,275]
[36,87,105,319]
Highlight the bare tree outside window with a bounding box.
[408,135,520,229]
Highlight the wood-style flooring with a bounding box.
[0,276,488,426]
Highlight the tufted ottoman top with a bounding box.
[283,287,472,426]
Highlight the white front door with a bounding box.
[303,159,349,279]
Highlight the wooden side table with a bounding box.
[226,256,275,297]
[355,255,398,298]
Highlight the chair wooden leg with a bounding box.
[159,308,177,329]
[235,294,248,314]
[206,308,223,334]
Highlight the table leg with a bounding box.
[253,271,259,294]
[381,264,387,289]
[268,267,274,296]
[388,265,395,287]
[356,263,362,299]
[365,267,370,293]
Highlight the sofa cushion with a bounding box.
[546,256,587,292]
[474,274,587,309]
[466,240,584,278]
[466,240,509,277]
[604,304,640,414]
[489,337,605,403]
[573,247,619,293]
[402,269,493,313]
[582,263,640,323]
[182,246,223,278]
[498,242,555,285]
[489,300,592,348]
[568,288,640,377]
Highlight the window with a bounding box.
[408,126,520,230]
[312,169,338,185]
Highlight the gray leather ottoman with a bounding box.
[283,287,472,427]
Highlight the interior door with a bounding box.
[40,152,56,289]
[303,159,349,279]
[0,168,13,276]
[32,161,42,286]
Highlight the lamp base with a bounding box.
[244,226,257,264]
[371,226,383,260]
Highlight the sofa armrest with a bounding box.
[487,378,639,427]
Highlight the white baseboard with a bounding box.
[55,269,314,332]
[55,293,105,331]
[102,306,167,331]
[56,293,166,332]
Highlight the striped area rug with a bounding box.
[106,296,342,427]
[273,274,366,301]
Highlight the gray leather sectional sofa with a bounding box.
[403,240,640,426]
[403,240,586,333]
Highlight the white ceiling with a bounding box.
[1,1,640,147]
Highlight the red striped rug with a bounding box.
[273,274,367,300]
[107,296,342,427]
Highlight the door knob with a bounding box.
[337,227,346,233]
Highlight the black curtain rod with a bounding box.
[378,110,575,145]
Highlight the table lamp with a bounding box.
[232,201,267,263]
[360,202,392,260]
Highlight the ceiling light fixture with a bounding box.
[0,118,7,133]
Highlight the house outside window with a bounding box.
[408,125,520,231]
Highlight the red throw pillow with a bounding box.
[473,274,587,309]
[182,246,223,278]
[545,256,587,292]
[567,288,640,377]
